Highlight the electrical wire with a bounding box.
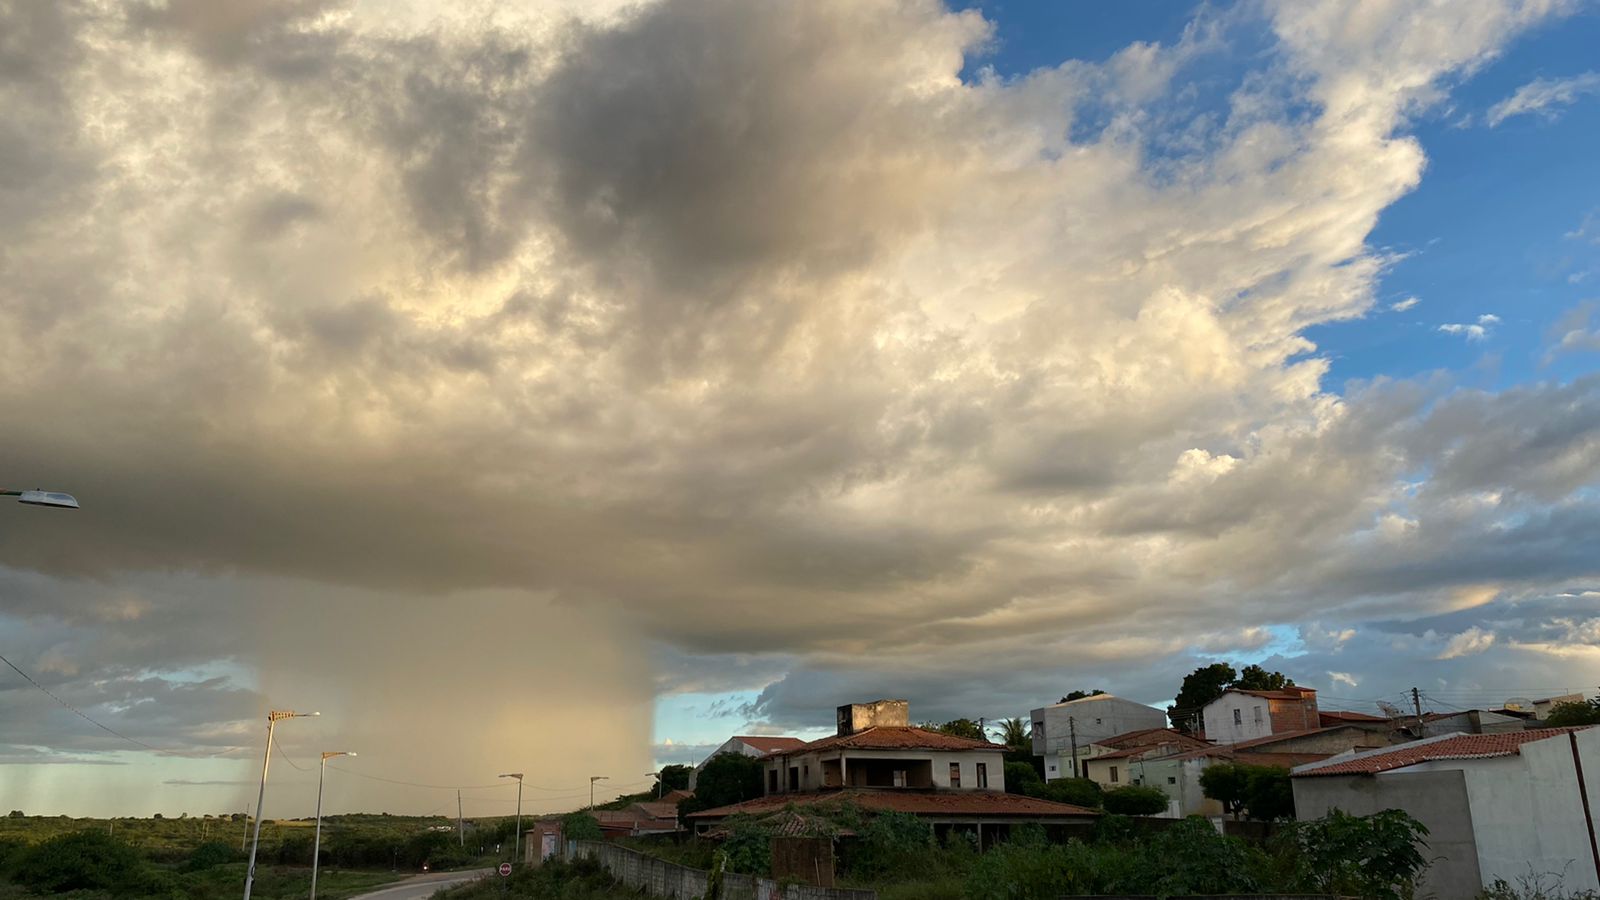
[272,738,310,772]
[0,646,168,752]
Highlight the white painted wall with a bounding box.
[1454,729,1600,892]
[1030,695,1166,770]
[1202,692,1271,745]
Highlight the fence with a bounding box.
[568,840,876,900]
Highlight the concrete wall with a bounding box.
[1458,729,1600,892]
[570,840,877,900]
[1032,696,1166,771]
[836,700,909,735]
[1292,769,1481,900]
[1203,693,1273,745]
[1252,726,1387,756]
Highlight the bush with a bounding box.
[1134,817,1265,896]
[1004,760,1042,794]
[182,841,239,872]
[1034,777,1101,808]
[849,810,934,880]
[1274,808,1429,900]
[677,753,764,819]
[15,830,154,895]
[561,812,603,842]
[1101,785,1168,816]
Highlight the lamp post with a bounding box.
[310,751,355,900]
[243,710,318,900]
[499,773,524,864]
[588,776,608,810]
[1,489,79,509]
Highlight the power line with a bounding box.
[1,650,172,756]
[272,738,310,772]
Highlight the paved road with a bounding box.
[349,868,492,900]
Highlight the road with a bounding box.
[348,868,492,900]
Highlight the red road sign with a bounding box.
[499,863,513,877]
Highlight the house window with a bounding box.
[1168,776,1176,785]
[1095,718,1102,726]
[976,763,988,788]
[802,764,809,787]
[949,763,961,788]
[1110,766,1119,783]
[893,769,907,787]
[1253,707,1263,724]
[1047,764,1057,774]
[1233,709,1242,726]
[767,770,778,793]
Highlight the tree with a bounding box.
[1060,689,1106,703]
[1276,809,1430,900]
[1200,762,1293,820]
[1545,690,1600,726]
[16,831,153,894]
[1234,664,1294,692]
[1101,785,1169,816]
[1035,777,1102,808]
[992,717,1030,749]
[6,811,21,818]
[560,812,603,842]
[928,718,986,740]
[677,752,764,819]
[658,764,692,792]
[1004,761,1042,795]
[1168,663,1236,731]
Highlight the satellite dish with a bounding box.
[1505,698,1534,712]
[1377,701,1403,720]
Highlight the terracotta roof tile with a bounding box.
[1293,727,1592,777]
[1319,710,1388,724]
[763,726,1003,756]
[1228,686,1317,701]
[736,736,807,754]
[686,789,1099,820]
[1094,728,1209,751]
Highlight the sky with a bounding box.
[2,0,1599,817]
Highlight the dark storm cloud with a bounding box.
[1,0,1598,804]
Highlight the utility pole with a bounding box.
[1068,716,1079,779]
[244,710,318,900]
[1412,687,1425,738]
[241,805,249,852]
[589,776,608,810]
[457,790,464,848]
[499,773,524,864]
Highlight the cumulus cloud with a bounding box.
[1391,297,1421,312]
[1438,626,1498,659]
[1439,314,1501,340]
[2,0,1598,812]
[1487,71,1600,126]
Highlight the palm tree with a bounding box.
[992,717,1030,751]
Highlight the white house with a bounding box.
[761,700,1007,793]
[1201,686,1319,745]
[1293,727,1600,900]
[1030,694,1167,779]
[688,734,806,789]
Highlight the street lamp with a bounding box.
[588,776,608,810]
[1,489,79,509]
[242,710,319,900]
[499,773,524,864]
[310,751,355,900]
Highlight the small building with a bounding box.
[523,818,564,865]
[1417,709,1527,737]
[1029,694,1168,779]
[689,735,807,789]
[1292,727,1600,899]
[1202,686,1320,745]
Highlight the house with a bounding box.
[686,699,1098,847]
[688,734,806,789]
[1292,727,1600,899]
[1030,694,1168,779]
[1501,693,1588,721]
[762,700,1007,793]
[523,799,684,866]
[1317,709,1390,730]
[1086,725,1398,818]
[1202,686,1320,744]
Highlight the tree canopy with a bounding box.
[1199,762,1295,820]
[1060,689,1106,703]
[929,718,986,740]
[676,752,765,819]
[1545,690,1600,726]
[658,764,691,792]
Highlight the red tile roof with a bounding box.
[1094,728,1209,751]
[686,789,1099,820]
[735,736,807,754]
[1294,728,1591,777]
[763,726,1003,756]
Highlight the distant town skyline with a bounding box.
[2,0,1599,818]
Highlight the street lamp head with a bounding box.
[17,490,79,509]
[499,772,523,780]
[322,751,355,760]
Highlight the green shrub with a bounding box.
[1034,777,1101,808]
[1273,808,1430,900]
[15,830,153,895]
[182,841,238,872]
[1101,785,1169,816]
[561,811,603,842]
[1133,817,1265,896]
[1004,761,1042,794]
